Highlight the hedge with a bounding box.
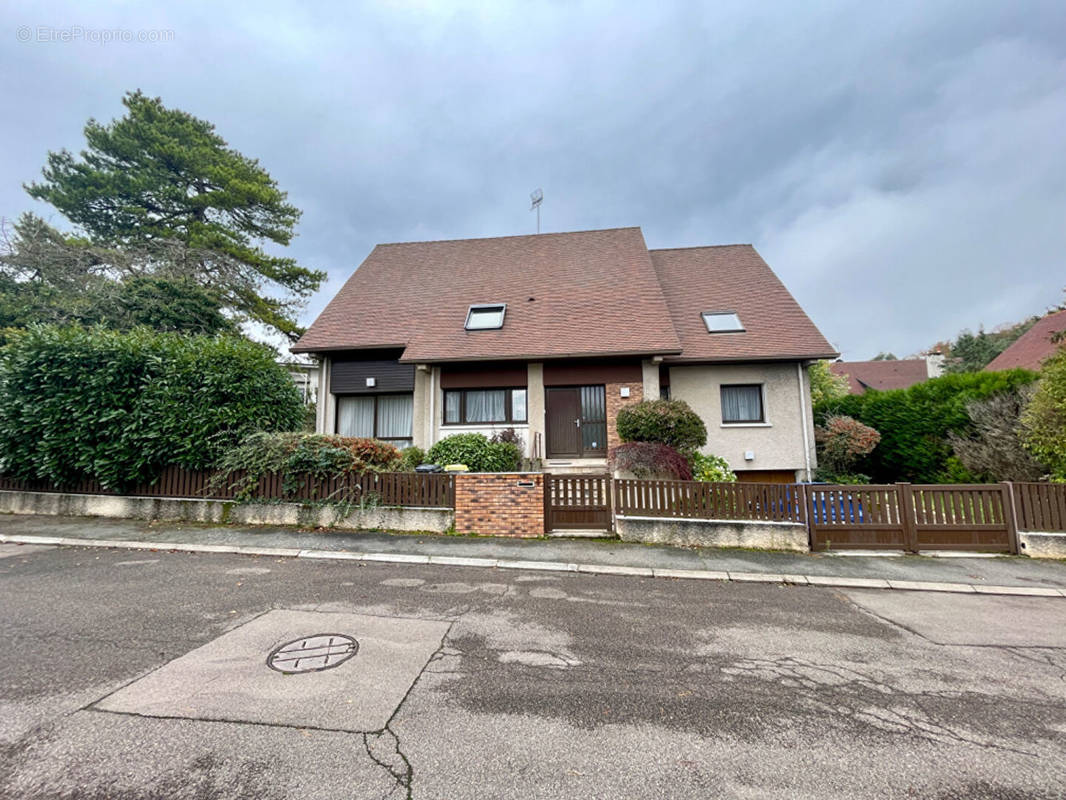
[0,325,305,489]
[815,369,1037,483]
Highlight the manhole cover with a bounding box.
[267,634,358,674]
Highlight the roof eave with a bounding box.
[399,347,684,364]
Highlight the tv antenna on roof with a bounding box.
[530,188,543,234]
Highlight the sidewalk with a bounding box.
[2,513,1064,596]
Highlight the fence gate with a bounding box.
[544,474,612,533]
[807,483,1015,553]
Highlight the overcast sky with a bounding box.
[3,1,1064,360]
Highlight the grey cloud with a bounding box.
[3,0,1064,358]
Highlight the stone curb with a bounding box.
[2,533,1064,599]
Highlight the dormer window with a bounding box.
[701,311,744,333]
[465,304,506,330]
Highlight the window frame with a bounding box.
[701,310,745,333]
[443,387,528,425]
[720,383,766,425]
[334,392,414,446]
[464,303,507,330]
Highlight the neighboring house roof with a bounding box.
[829,359,930,394]
[985,310,1066,372]
[650,245,836,363]
[293,227,837,364]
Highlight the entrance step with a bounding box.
[543,459,608,475]
[547,529,617,539]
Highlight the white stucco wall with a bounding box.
[668,362,815,478]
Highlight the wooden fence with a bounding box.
[1011,482,1066,533]
[0,465,455,509]
[614,479,802,523]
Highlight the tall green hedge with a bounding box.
[815,369,1037,483]
[0,325,304,489]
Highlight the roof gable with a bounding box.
[985,310,1066,372]
[650,245,837,363]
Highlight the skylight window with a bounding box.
[701,311,744,333]
[465,304,506,330]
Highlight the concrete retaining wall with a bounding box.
[616,514,810,552]
[0,490,452,534]
[1018,531,1066,560]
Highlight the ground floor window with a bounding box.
[443,388,527,425]
[721,384,764,424]
[335,393,413,448]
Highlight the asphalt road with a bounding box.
[1,540,1064,799]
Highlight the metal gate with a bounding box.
[545,473,612,533]
[807,483,1016,553]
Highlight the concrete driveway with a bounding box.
[1,541,1064,799]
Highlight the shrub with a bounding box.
[609,442,692,480]
[691,453,736,482]
[399,445,426,472]
[948,387,1047,481]
[211,432,401,499]
[485,441,522,472]
[814,415,881,483]
[615,400,707,458]
[816,369,1038,482]
[1022,349,1066,480]
[427,433,521,472]
[0,325,304,490]
[490,427,523,448]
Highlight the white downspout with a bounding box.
[797,361,812,482]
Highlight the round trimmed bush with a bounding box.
[615,400,707,457]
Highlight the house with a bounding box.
[829,354,944,394]
[292,227,837,482]
[985,310,1066,372]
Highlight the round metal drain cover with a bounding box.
[267,634,358,674]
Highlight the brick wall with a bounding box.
[605,381,644,453]
[454,473,544,537]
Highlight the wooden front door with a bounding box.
[546,388,581,457]
[546,386,607,458]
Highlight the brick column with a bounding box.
[453,473,545,537]
[605,381,643,453]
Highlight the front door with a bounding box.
[546,386,607,458]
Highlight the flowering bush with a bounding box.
[615,400,707,458]
[608,442,692,480]
[815,415,881,482]
[691,453,736,482]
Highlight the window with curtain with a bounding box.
[721,384,764,423]
[334,394,413,447]
[442,388,527,424]
[465,389,506,423]
[376,394,413,444]
[336,396,374,437]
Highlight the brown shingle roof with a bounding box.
[985,310,1066,372]
[829,359,929,393]
[650,245,837,363]
[293,227,681,361]
[293,228,836,364]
